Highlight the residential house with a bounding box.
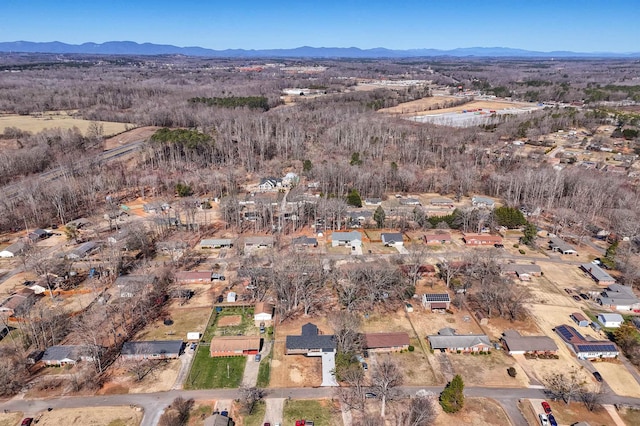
[258,177,283,191]
[143,202,170,214]
[200,239,233,249]
[580,263,615,286]
[282,172,299,187]
[28,228,50,242]
[66,218,91,229]
[381,232,404,246]
[292,236,318,248]
[41,345,94,366]
[462,233,502,246]
[472,196,495,208]
[554,324,619,359]
[175,271,214,284]
[597,313,624,328]
[364,332,410,353]
[254,302,274,326]
[285,322,337,387]
[120,340,183,360]
[423,233,452,245]
[399,198,421,206]
[598,284,640,311]
[114,275,156,298]
[364,198,382,206]
[430,197,454,207]
[67,241,99,259]
[422,293,451,310]
[204,414,234,426]
[549,237,577,255]
[0,293,35,317]
[502,263,542,281]
[501,330,558,355]
[155,241,188,259]
[107,229,131,245]
[331,231,362,248]
[346,210,372,227]
[244,236,275,250]
[0,240,26,258]
[209,336,261,357]
[427,328,492,353]
[571,312,590,327]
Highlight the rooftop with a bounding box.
[286,323,336,351]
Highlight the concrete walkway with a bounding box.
[242,340,272,387]
[171,345,196,390]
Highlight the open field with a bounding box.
[593,361,640,397]
[283,399,342,426]
[204,306,256,340]
[186,347,246,389]
[378,95,463,115]
[33,406,143,426]
[0,412,23,426]
[136,305,211,341]
[430,397,510,426]
[619,406,640,425]
[103,126,158,150]
[0,112,131,136]
[411,100,536,117]
[447,351,528,387]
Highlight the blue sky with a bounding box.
[1,0,637,52]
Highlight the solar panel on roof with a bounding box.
[576,344,617,352]
[556,325,576,340]
[424,294,450,301]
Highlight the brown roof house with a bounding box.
[424,233,452,245]
[501,330,558,355]
[209,336,261,357]
[175,271,214,284]
[0,293,36,318]
[462,233,502,246]
[502,264,542,281]
[364,332,410,353]
[254,302,274,326]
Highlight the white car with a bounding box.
[539,413,549,426]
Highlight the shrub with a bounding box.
[513,243,519,248]
[507,367,517,377]
[519,249,526,254]
[408,345,415,352]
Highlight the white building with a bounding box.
[597,313,624,328]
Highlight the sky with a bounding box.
[1,0,638,52]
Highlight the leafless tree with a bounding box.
[238,385,266,414]
[545,368,587,404]
[330,310,363,354]
[371,357,404,418]
[399,392,438,426]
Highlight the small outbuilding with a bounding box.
[254,302,274,326]
[571,312,590,327]
[227,292,237,302]
[597,313,624,328]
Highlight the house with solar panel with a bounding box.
[422,293,451,311]
[554,324,619,359]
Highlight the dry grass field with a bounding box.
[593,361,640,397]
[0,412,23,426]
[429,397,510,426]
[410,100,535,117]
[135,305,211,341]
[0,112,130,136]
[378,96,463,115]
[33,406,143,425]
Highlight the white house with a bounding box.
[227,292,237,302]
[381,233,403,246]
[597,313,624,328]
[331,231,362,248]
[254,302,274,326]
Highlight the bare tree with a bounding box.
[371,357,404,418]
[330,311,363,354]
[238,385,266,414]
[580,384,604,412]
[545,368,587,404]
[399,392,438,426]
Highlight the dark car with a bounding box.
[593,371,603,382]
[541,401,552,415]
[572,295,581,301]
[217,295,224,303]
[494,243,504,248]
[564,288,572,294]
[264,423,271,426]
[365,392,377,398]
[21,419,33,426]
[547,414,558,426]
[362,362,368,371]
[363,350,369,358]
[579,293,589,300]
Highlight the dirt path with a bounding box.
[263,397,284,425]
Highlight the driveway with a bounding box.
[171,344,196,390]
[242,340,272,387]
[263,397,284,425]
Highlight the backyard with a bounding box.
[202,306,257,341]
[283,399,342,426]
[185,347,246,389]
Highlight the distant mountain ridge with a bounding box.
[0,41,638,58]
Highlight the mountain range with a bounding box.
[0,41,639,58]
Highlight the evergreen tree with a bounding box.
[346,189,363,207]
[494,206,527,228]
[374,206,386,228]
[440,374,464,413]
[520,222,538,246]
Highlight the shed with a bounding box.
[227,292,237,302]
[254,302,274,326]
[187,332,202,341]
[571,312,590,327]
[597,313,623,328]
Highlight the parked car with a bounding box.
[494,243,504,248]
[593,371,603,382]
[212,273,226,281]
[547,414,558,426]
[264,423,271,426]
[564,288,572,294]
[255,354,262,362]
[295,421,306,426]
[220,410,229,417]
[365,392,377,398]
[579,293,589,300]
[217,295,224,303]
[572,295,581,301]
[538,413,549,426]
[362,362,368,371]
[21,419,33,426]
[541,401,552,415]
[363,350,369,358]
[190,342,197,350]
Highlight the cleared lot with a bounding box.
[0,112,130,136]
[32,406,142,425]
[594,361,640,397]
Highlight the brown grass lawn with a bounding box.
[187,401,217,426]
[547,400,617,425]
[135,305,211,341]
[270,341,323,387]
[33,406,143,425]
[447,351,529,387]
[0,412,23,426]
[619,406,640,426]
[0,113,130,136]
[378,96,463,115]
[431,397,510,426]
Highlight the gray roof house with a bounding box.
[580,263,615,285]
[41,345,94,366]
[598,284,640,311]
[501,330,558,355]
[244,236,275,249]
[399,198,421,206]
[292,236,318,247]
[381,233,404,246]
[472,196,495,208]
[0,240,26,258]
[364,198,382,206]
[121,340,183,360]
[285,323,337,387]
[549,237,577,254]
[67,241,99,259]
[115,275,156,298]
[427,328,491,353]
[200,238,233,249]
[331,231,362,247]
[502,263,542,281]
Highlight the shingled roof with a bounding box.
[286,323,336,351]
